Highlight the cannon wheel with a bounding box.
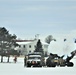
[67,62,74,67]
[46,61,56,67]
[26,64,31,67]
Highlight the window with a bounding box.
[19,45,21,48]
[29,45,31,48]
[29,50,31,53]
[23,45,25,48]
[34,45,36,48]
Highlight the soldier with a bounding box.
[46,53,59,67]
[24,55,28,67]
[41,58,45,67]
[13,55,17,63]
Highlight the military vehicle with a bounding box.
[26,52,45,67]
[46,50,76,67]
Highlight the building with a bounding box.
[15,39,49,55]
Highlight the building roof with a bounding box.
[16,42,31,45]
[16,39,49,45]
[16,39,34,42]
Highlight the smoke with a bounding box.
[48,37,76,56]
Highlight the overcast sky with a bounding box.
[0,0,76,39]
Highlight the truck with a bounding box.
[26,52,45,67]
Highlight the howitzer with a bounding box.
[46,50,76,67]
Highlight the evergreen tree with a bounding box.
[34,39,44,54]
[0,27,19,62]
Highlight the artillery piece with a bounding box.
[46,50,76,67]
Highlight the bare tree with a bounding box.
[45,35,56,44]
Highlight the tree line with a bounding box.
[0,27,19,62]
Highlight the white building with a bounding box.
[15,39,49,55]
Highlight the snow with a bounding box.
[0,56,76,75]
[0,38,76,75]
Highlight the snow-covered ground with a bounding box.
[0,38,76,75]
[0,56,76,75]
